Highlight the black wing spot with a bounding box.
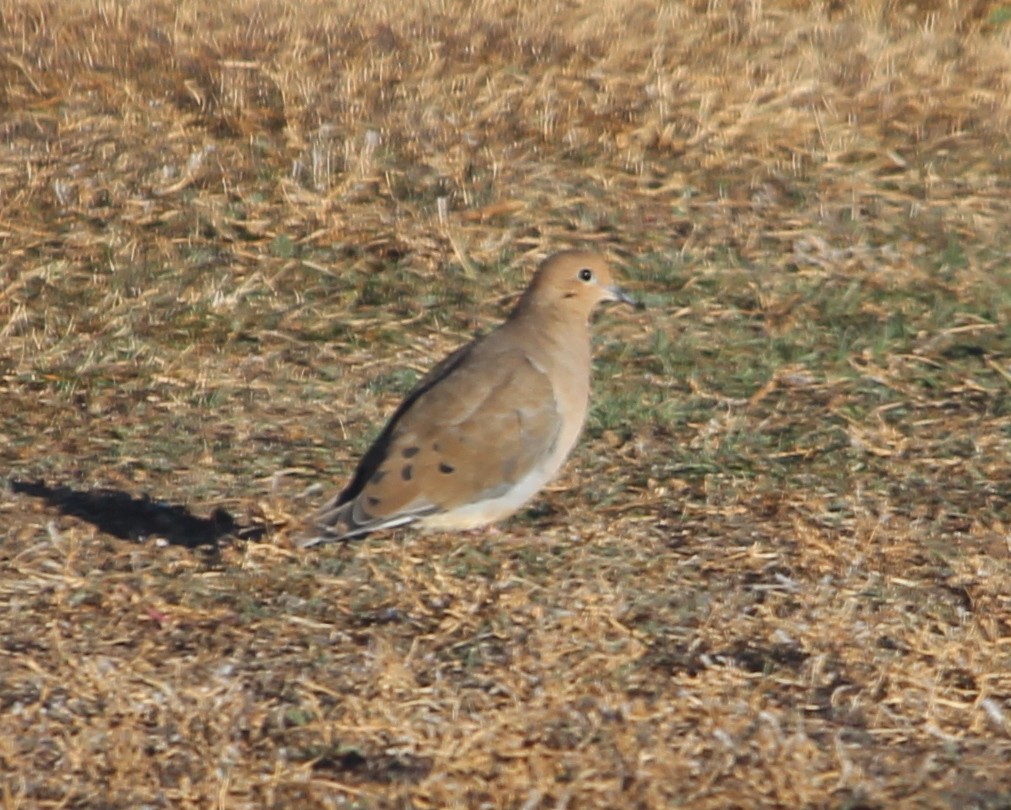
[366,496,381,508]
[432,442,441,452]
[370,469,387,485]
[402,464,413,481]
[439,462,455,474]
[402,446,420,458]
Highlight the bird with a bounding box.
[301,250,639,547]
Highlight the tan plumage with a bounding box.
[302,250,638,547]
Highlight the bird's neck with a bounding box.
[507,303,591,357]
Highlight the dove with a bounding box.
[302,250,638,546]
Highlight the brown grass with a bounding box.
[2,0,1011,807]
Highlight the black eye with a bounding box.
[578,268,593,282]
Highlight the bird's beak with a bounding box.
[608,285,645,310]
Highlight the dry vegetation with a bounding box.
[2,0,1011,807]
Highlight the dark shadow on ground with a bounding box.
[9,479,266,548]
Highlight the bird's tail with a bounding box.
[299,494,416,547]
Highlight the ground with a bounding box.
[2,0,1010,807]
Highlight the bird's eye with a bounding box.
[578,268,593,282]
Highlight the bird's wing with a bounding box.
[307,339,561,543]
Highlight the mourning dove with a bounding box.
[302,250,638,546]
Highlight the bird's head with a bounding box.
[519,250,641,320]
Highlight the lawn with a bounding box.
[2,0,1010,807]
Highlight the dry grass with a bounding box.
[2,0,1011,807]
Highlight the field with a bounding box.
[2,0,1011,807]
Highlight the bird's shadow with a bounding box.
[9,479,266,548]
